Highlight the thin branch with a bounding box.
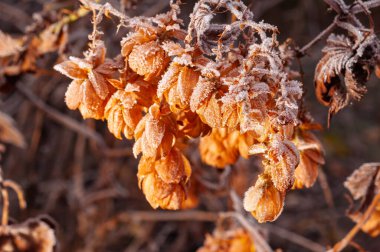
[16,84,107,148]
[324,0,347,14]
[2,180,27,209]
[0,184,9,226]
[266,224,326,252]
[220,212,273,252]
[352,0,380,13]
[115,210,219,222]
[16,84,132,158]
[298,20,337,56]
[80,0,128,22]
[298,0,380,55]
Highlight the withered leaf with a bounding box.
[0,111,26,148]
[344,163,380,200]
[0,217,56,252]
[315,33,380,122]
[0,31,23,58]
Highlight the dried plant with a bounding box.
[1,0,380,251]
[344,163,380,237]
[54,0,321,223]
[314,10,380,123]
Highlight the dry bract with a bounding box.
[292,128,325,189]
[199,128,240,168]
[137,148,191,209]
[243,175,285,223]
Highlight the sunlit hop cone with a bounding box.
[244,174,285,223]
[104,80,156,139]
[128,41,170,81]
[199,128,240,168]
[137,148,191,209]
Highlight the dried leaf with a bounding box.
[0,217,56,252]
[0,31,23,58]
[314,33,380,120]
[0,111,26,148]
[344,163,380,200]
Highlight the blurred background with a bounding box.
[0,0,380,251]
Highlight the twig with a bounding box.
[352,0,380,13]
[324,0,347,14]
[80,0,129,23]
[298,0,380,55]
[2,180,27,210]
[16,84,132,158]
[298,20,337,56]
[266,224,326,252]
[16,84,107,148]
[114,210,219,222]
[220,212,274,252]
[318,168,335,209]
[0,183,9,226]
[328,194,380,252]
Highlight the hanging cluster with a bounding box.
[55,0,325,221]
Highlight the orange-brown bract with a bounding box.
[243,175,285,223]
[54,0,324,222]
[54,42,118,120]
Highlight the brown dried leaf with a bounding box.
[344,163,380,200]
[0,111,26,148]
[155,148,191,184]
[54,60,87,80]
[376,64,380,79]
[65,80,83,110]
[0,31,23,58]
[138,156,188,210]
[104,90,143,139]
[293,130,325,189]
[88,70,111,100]
[314,33,380,120]
[79,80,107,120]
[190,77,217,112]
